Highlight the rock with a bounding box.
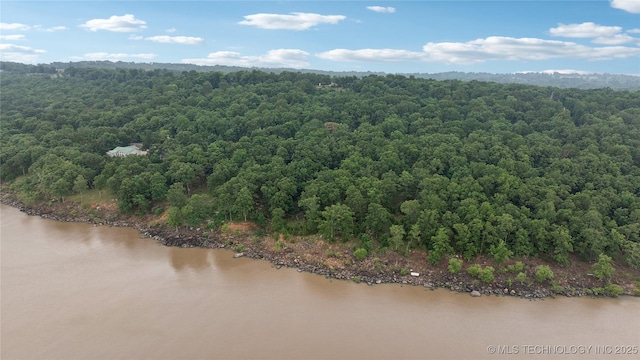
[375,280,382,284]
[511,290,516,295]
[410,272,420,277]
[504,288,509,294]
[470,290,481,297]
[233,252,245,258]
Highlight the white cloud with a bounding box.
[128,35,144,40]
[0,22,30,31]
[549,22,622,38]
[610,0,640,13]
[317,48,425,62]
[627,28,640,34]
[592,34,639,45]
[549,22,640,45]
[32,25,67,32]
[421,37,640,64]
[79,14,147,32]
[317,36,640,64]
[366,6,396,13]
[517,69,593,75]
[182,49,310,68]
[44,26,68,32]
[166,27,177,33]
[78,52,156,61]
[0,43,45,63]
[238,12,345,30]
[144,36,203,45]
[0,34,26,41]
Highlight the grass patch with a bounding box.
[67,189,115,205]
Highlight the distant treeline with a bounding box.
[2,61,639,90]
[1,67,639,268]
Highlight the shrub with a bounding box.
[507,261,524,273]
[374,258,383,270]
[535,265,554,283]
[603,284,624,297]
[400,268,409,276]
[353,248,367,260]
[479,266,494,283]
[467,264,482,277]
[448,258,463,274]
[274,241,283,252]
[515,272,527,283]
[235,244,245,253]
[360,233,372,253]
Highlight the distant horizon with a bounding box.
[6,59,640,78]
[1,1,639,75]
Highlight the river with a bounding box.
[1,204,638,359]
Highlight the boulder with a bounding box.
[470,290,482,297]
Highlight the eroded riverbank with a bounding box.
[1,189,639,299]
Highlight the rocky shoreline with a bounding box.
[2,191,637,300]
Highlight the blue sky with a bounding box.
[1,1,639,74]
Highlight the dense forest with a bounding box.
[1,66,639,269]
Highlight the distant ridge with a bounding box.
[1,61,638,90]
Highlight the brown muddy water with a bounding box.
[1,204,638,360]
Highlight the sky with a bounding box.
[1,1,639,75]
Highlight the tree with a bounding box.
[73,174,89,203]
[168,161,201,195]
[73,174,88,194]
[182,194,212,225]
[552,226,573,265]
[400,199,421,225]
[299,195,320,233]
[389,224,406,253]
[271,207,286,233]
[490,240,512,265]
[166,206,183,231]
[234,187,253,222]
[406,223,421,255]
[51,178,71,202]
[365,203,391,238]
[167,182,187,208]
[427,227,453,265]
[591,254,614,283]
[319,204,354,242]
[149,172,168,201]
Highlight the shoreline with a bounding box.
[2,191,638,300]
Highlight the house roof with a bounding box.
[107,145,141,155]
